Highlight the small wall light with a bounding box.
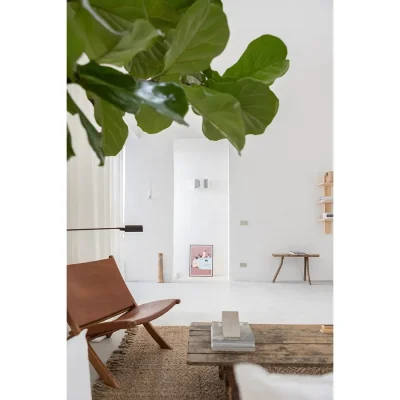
[194,179,200,189]
[203,179,208,188]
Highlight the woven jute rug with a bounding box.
[92,326,333,400]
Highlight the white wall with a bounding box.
[173,139,229,280]
[124,121,201,282]
[124,0,333,282]
[225,0,333,281]
[124,132,175,281]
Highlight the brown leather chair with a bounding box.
[67,255,180,388]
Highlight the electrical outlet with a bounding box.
[240,220,249,226]
[240,263,247,268]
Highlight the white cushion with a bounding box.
[67,329,92,400]
[234,363,333,400]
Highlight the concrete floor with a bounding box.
[90,280,333,382]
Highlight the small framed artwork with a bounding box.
[189,245,213,277]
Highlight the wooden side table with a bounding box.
[272,253,320,285]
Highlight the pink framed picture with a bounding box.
[189,245,213,277]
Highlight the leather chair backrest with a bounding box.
[67,256,135,327]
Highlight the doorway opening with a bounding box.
[173,139,230,281]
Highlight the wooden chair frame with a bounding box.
[67,256,180,388]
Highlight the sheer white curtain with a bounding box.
[67,84,125,278]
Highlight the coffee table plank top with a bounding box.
[187,323,333,366]
[272,253,320,257]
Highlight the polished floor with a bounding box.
[90,281,333,382]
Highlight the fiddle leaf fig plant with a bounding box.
[67,0,289,164]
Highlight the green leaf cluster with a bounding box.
[67,0,289,164]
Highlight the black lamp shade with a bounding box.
[123,225,143,232]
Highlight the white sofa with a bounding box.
[234,363,333,400]
[67,330,92,400]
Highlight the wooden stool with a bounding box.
[272,253,320,285]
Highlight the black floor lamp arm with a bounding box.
[67,225,143,232]
[67,227,123,232]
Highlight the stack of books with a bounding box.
[211,321,255,352]
[320,324,333,334]
[321,212,334,220]
[289,251,306,255]
[319,196,333,202]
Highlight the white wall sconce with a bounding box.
[194,179,209,189]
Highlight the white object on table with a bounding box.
[234,363,333,400]
[222,311,241,338]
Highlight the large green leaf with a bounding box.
[162,0,229,75]
[67,4,85,80]
[182,72,205,85]
[207,78,279,135]
[71,5,129,61]
[203,67,222,82]
[67,126,76,160]
[135,104,173,133]
[125,27,175,80]
[73,3,160,66]
[165,0,194,8]
[80,0,124,34]
[166,0,222,13]
[93,97,129,156]
[77,61,189,124]
[96,19,161,65]
[67,91,79,115]
[67,92,105,166]
[75,0,181,31]
[211,0,223,8]
[223,35,290,85]
[184,86,246,152]
[125,38,168,79]
[158,73,181,82]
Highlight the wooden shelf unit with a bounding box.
[318,182,333,187]
[319,171,333,234]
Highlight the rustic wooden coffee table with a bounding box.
[187,322,333,400]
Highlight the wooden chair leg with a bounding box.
[272,257,285,282]
[306,258,312,285]
[105,332,113,338]
[87,342,120,388]
[304,258,307,281]
[143,322,172,349]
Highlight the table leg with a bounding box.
[272,256,285,282]
[306,257,312,285]
[303,257,307,281]
[224,366,240,400]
